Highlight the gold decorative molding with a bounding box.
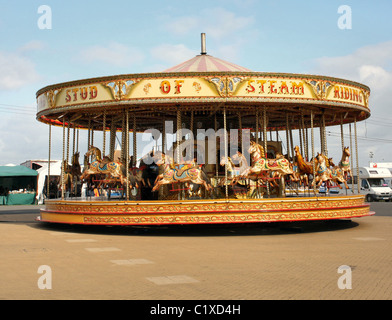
[205,76,248,97]
[104,79,139,100]
[305,80,333,100]
[361,89,370,109]
[40,195,372,226]
[46,89,61,108]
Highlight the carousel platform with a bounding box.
[39,194,373,226]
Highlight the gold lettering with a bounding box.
[246,80,255,93]
[280,81,289,94]
[65,89,71,102]
[160,80,171,94]
[334,85,340,98]
[174,80,184,94]
[269,80,277,94]
[352,89,359,102]
[72,88,79,101]
[89,86,98,99]
[80,87,88,100]
[256,80,266,93]
[291,82,304,95]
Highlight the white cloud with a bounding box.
[159,8,254,67]
[166,7,254,39]
[0,51,40,91]
[78,42,145,67]
[309,41,392,82]
[358,65,391,90]
[150,44,195,68]
[165,17,199,36]
[18,40,45,53]
[309,41,392,165]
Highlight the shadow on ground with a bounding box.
[27,218,358,237]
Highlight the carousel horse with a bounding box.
[240,141,293,179]
[312,153,333,188]
[80,146,130,187]
[294,145,315,177]
[152,153,212,192]
[328,158,350,189]
[338,146,352,180]
[222,153,277,188]
[218,156,250,198]
[61,160,74,193]
[71,152,82,181]
[219,156,242,186]
[130,166,148,187]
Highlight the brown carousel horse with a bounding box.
[294,145,315,177]
[70,152,81,191]
[152,153,212,192]
[61,160,74,193]
[71,152,82,179]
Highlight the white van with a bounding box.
[357,167,392,202]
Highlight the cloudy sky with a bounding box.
[0,0,391,167]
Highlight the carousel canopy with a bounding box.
[162,54,252,73]
[36,33,371,132]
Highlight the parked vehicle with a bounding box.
[356,167,392,202]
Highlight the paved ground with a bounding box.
[0,203,391,301]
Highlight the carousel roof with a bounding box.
[162,54,252,73]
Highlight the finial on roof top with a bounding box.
[201,33,207,55]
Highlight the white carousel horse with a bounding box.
[338,146,352,180]
[240,141,293,179]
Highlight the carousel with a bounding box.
[36,34,374,225]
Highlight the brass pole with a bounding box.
[224,107,228,199]
[133,112,137,167]
[47,124,51,201]
[263,107,269,197]
[354,116,360,194]
[311,111,316,194]
[62,118,65,200]
[126,110,129,200]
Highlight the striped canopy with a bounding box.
[162,54,252,73]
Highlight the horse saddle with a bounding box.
[267,159,279,167]
[174,163,195,176]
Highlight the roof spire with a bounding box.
[201,33,207,55]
